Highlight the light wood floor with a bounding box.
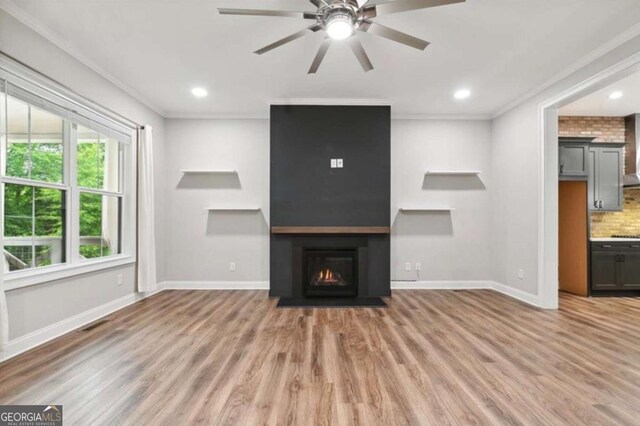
[1,290,640,425]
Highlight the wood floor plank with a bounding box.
[1,290,640,425]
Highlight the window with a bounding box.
[4,184,65,271]
[0,69,135,286]
[2,95,67,272]
[76,126,123,260]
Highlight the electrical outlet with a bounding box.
[230,262,236,272]
[518,269,524,279]
[337,159,343,168]
[415,263,421,271]
[405,262,412,271]
[330,159,337,168]
[116,273,123,286]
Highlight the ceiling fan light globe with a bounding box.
[326,18,353,40]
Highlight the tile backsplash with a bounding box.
[591,189,640,237]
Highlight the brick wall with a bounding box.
[591,189,640,237]
[558,116,626,142]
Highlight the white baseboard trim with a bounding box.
[2,287,164,363]
[162,281,270,290]
[490,281,540,307]
[391,280,541,308]
[391,280,494,290]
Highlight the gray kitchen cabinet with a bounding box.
[588,145,624,212]
[559,139,589,179]
[591,250,619,290]
[591,241,640,293]
[619,252,640,289]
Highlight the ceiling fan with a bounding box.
[218,0,465,74]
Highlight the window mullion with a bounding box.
[0,82,5,274]
[69,123,80,264]
[77,187,123,197]
[63,119,72,266]
[0,176,67,190]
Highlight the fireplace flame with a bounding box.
[316,268,338,284]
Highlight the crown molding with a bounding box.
[492,21,640,119]
[164,112,268,120]
[268,98,393,106]
[392,113,491,121]
[0,0,167,117]
[164,112,491,121]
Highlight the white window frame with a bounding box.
[0,58,137,291]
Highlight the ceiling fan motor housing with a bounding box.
[321,3,358,28]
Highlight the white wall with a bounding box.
[491,103,540,295]
[492,33,640,305]
[164,119,269,285]
[0,9,166,339]
[391,120,493,283]
[164,118,493,287]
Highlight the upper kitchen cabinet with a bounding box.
[559,137,593,180]
[588,144,624,212]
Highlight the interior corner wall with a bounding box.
[491,33,640,302]
[0,9,167,340]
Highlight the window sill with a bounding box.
[3,255,136,291]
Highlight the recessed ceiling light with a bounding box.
[191,87,208,98]
[609,91,623,100]
[454,89,471,100]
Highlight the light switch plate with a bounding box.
[337,159,343,168]
[330,159,337,168]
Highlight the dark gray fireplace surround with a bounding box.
[270,105,391,298]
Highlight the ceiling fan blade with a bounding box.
[218,8,319,20]
[359,21,429,50]
[363,0,464,17]
[254,24,322,55]
[348,37,373,72]
[309,0,329,7]
[308,39,332,74]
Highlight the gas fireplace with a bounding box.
[303,248,358,297]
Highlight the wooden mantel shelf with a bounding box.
[271,226,390,235]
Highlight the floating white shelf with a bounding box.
[206,207,261,211]
[181,169,237,174]
[425,171,481,176]
[399,207,455,212]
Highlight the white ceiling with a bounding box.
[560,71,640,116]
[4,0,640,118]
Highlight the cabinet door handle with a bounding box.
[602,245,613,248]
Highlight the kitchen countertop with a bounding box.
[591,238,640,242]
